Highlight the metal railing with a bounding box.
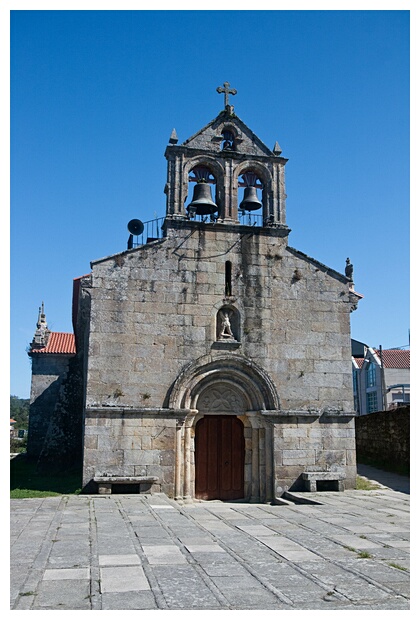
[187,211,264,226]
[127,212,266,249]
[238,211,263,227]
[128,217,165,248]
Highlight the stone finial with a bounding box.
[273,141,282,155]
[30,302,51,349]
[345,257,354,282]
[169,128,178,144]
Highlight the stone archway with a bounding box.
[169,354,279,502]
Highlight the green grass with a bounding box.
[10,454,82,498]
[388,562,408,572]
[356,476,382,490]
[357,551,373,559]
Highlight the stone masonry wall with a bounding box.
[273,416,357,492]
[83,410,177,494]
[82,220,356,494]
[84,221,354,412]
[28,354,73,459]
[355,406,410,472]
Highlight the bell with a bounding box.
[239,186,262,212]
[187,182,218,216]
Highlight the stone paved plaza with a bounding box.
[11,470,409,610]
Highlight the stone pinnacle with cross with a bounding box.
[216,82,237,108]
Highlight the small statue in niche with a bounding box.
[218,309,236,341]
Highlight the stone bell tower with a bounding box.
[164,81,288,228]
[80,82,359,499]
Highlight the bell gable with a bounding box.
[181,109,281,159]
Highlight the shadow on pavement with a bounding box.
[357,463,410,494]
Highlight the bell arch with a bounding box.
[183,156,225,219]
[234,160,273,224]
[218,123,242,152]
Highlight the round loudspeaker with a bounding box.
[127,219,144,236]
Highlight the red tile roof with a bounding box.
[353,350,410,369]
[31,332,76,355]
[374,349,410,369]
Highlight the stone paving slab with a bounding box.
[99,554,141,566]
[33,578,91,609]
[10,480,410,610]
[142,544,188,565]
[99,565,150,593]
[43,567,90,580]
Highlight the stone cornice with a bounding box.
[261,409,356,419]
[164,217,291,238]
[85,407,191,418]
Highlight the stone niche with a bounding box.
[216,305,240,342]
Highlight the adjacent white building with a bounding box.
[352,339,410,415]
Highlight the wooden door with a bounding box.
[195,415,244,501]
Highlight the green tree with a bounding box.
[10,396,30,430]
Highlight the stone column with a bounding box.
[183,414,196,502]
[175,419,183,501]
[264,421,274,502]
[223,158,234,221]
[259,427,266,502]
[248,413,260,503]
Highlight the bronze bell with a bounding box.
[239,186,262,212]
[187,181,218,216]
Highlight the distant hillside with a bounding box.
[10,396,30,430]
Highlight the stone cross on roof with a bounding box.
[216,81,237,108]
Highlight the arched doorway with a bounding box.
[169,353,280,502]
[195,415,244,501]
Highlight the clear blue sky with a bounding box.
[8,8,410,398]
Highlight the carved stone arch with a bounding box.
[168,352,280,411]
[216,121,242,140]
[171,355,278,502]
[183,156,225,213]
[235,159,272,185]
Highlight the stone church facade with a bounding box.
[28,85,361,500]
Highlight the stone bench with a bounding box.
[93,476,159,495]
[302,471,345,492]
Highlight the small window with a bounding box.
[366,363,376,387]
[225,261,232,296]
[367,391,378,413]
[352,368,358,394]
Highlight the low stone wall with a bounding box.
[355,406,410,472]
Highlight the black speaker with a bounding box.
[127,219,144,236]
